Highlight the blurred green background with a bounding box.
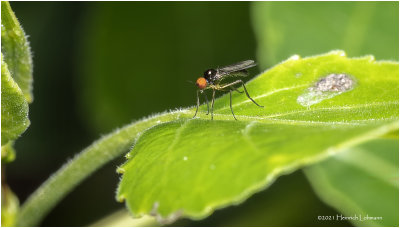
[6,2,398,226]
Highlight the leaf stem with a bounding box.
[89,209,158,226]
[16,110,187,226]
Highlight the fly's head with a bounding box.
[196,68,217,90]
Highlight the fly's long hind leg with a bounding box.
[230,86,243,93]
[241,81,264,108]
[230,90,237,120]
[220,80,264,108]
[193,90,200,118]
[211,89,216,120]
[204,93,210,115]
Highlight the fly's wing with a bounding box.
[218,60,256,74]
[217,60,257,79]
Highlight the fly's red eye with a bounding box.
[196,77,207,90]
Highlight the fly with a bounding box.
[193,60,263,120]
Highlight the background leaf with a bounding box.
[1,3,32,225]
[117,51,398,223]
[1,54,30,146]
[1,1,33,103]
[251,1,399,69]
[304,138,399,227]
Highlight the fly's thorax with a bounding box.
[203,68,218,84]
[209,84,220,90]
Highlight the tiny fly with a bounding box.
[193,60,263,120]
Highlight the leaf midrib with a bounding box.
[190,112,397,126]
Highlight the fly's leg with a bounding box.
[230,86,243,93]
[211,89,216,120]
[230,90,237,120]
[241,81,264,107]
[204,93,210,115]
[220,80,264,108]
[193,90,200,118]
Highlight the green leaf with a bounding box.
[116,51,399,223]
[1,185,20,227]
[304,138,399,226]
[1,1,34,103]
[1,53,30,146]
[1,141,16,163]
[251,2,399,68]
